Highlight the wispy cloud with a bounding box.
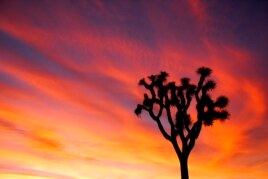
[0,0,267,178]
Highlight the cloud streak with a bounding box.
[0,0,267,178]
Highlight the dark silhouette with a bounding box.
[134,67,230,179]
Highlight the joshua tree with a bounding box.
[134,67,230,179]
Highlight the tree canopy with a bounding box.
[135,67,230,179]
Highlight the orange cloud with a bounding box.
[0,1,267,178]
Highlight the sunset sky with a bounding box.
[0,0,268,178]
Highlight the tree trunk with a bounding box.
[171,140,189,179]
[180,157,189,179]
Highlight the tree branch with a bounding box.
[155,118,172,141]
[149,85,156,98]
[184,89,192,112]
[164,95,176,138]
[187,137,195,157]
[178,88,185,108]
[195,75,206,103]
[196,76,205,93]
[185,124,191,134]
[142,105,172,141]
[171,137,182,159]
[156,103,164,118]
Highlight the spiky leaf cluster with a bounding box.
[135,66,230,129]
[135,71,198,132]
[196,67,230,126]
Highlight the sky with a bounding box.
[0,0,267,178]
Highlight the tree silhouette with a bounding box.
[134,67,230,179]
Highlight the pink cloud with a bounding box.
[0,1,267,178]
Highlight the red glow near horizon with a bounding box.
[0,0,267,178]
